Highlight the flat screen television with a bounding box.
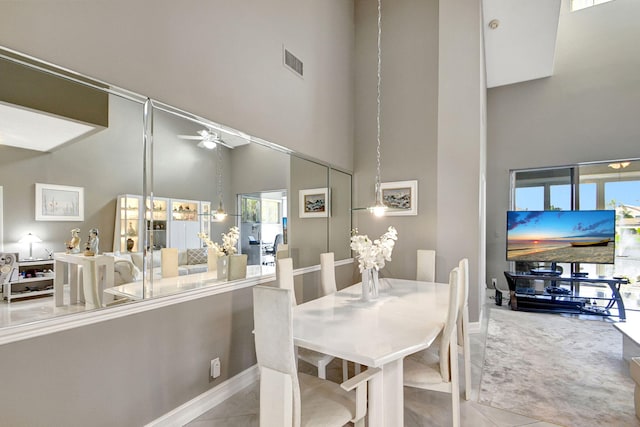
[506,210,616,265]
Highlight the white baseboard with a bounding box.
[146,364,259,427]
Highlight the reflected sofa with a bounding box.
[111,248,210,286]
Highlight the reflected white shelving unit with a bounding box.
[169,199,201,251]
[4,259,55,303]
[146,197,169,250]
[114,195,210,252]
[114,194,143,253]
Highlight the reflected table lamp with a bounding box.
[19,232,42,260]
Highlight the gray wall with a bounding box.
[0,0,494,422]
[0,286,257,426]
[486,0,640,290]
[289,157,329,268]
[353,0,440,282]
[0,94,145,258]
[0,1,358,423]
[329,169,353,261]
[436,0,486,321]
[352,0,486,322]
[0,0,355,171]
[227,142,290,245]
[0,263,356,426]
[0,94,223,259]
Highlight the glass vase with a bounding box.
[361,268,380,301]
[217,255,229,281]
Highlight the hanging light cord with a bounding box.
[217,145,224,212]
[375,0,383,205]
[375,0,382,204]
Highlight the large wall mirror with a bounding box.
[0,47,352,331]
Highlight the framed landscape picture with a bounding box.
[299,188,329,218]
[35,183,84,221]
[380,180,418,216]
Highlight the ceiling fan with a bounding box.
[178,129,229,149]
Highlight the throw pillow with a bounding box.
[187,248,208,265]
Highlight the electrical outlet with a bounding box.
[210,358,221,378]
[491,278,497,288]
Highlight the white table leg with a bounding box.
[104,258,114,288]
[82,261,100,309]
[54,260,64,306]
[368,358,404,427]
[69,264,84,304]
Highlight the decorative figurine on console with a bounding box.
[84,228,100,256]
[65,228,81,254]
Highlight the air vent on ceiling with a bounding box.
[283,47,303,77]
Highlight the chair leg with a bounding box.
[462,314,471,401]
[452,384,460,427]
[451,330,461,427]
[463,345,471,400]
[354,363,361,375]
[342,359,349,382]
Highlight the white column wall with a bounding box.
[437,0,486,322]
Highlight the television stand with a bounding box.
[503,271,628,321]
[530,268,561,276]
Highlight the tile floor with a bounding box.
[1,289,635,426]
[186,300,577,427]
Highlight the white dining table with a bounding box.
[292,277,450,427]
[103,264,274,301]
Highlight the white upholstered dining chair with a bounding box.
[404,266,461,427]
[277,257,337,380]
[318,252,359,382]
[253,285,379,427]
[276,257,296,305]
[416,249,436,282]
[319,252,337,296]
[276,243,289,260]
[160,248,179,278]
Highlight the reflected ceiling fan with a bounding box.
[178,129,230,149]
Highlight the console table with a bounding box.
[503,271,627,321]
[54,253,114,309]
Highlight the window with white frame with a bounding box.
[511,159,640,311]
[571,0,615,12]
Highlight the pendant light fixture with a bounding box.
[368,0,387,217]
[213,145,228,221]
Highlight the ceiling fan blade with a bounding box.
[177,135,203,140]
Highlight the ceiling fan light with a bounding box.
[202,139,216,150]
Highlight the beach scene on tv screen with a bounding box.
[507,210,616,264]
